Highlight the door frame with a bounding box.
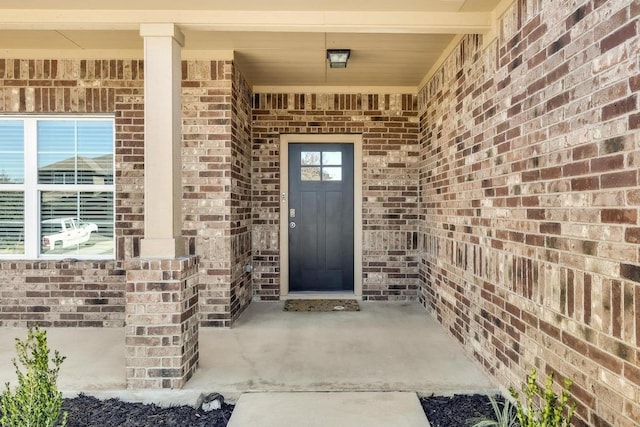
[279,134,363,298]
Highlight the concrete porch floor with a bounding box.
[0,301,496,405]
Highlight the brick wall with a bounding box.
[181,60,234,327]
[0,59,247,328]
[418,1,639,425]
[125,256,199,389]
[181,60,253,327]
[252,93,420,300]
[230,64,253,321]
[0,261,125,327]
[0,59,145,327]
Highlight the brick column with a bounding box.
[125,256,199,389]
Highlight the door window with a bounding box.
[300,151,342,181]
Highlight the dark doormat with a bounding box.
[283,299,360,312]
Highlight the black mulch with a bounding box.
[6,393,502,426]
[61,394,234,427]
[420,394,504,427]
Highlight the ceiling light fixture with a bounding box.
[326,49,351,68]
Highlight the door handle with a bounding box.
[289,222,296,229]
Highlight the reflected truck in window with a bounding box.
[41,218,98,251]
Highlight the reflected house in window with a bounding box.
[300,150,342,181]
[38,154,114,185]
[39,154,114,240]
[0,117,115,257]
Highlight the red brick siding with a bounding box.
[230,64,253,321]
[124,256,199,389]
[0,59,244,328]
[181,60,235,327]
[0,261,125,327]
[252,93,420,300]
[418,1,639,425]
[0,59,145,327]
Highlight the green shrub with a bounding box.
[468,395,519,427]
[0,326,67,427]
[510,369,575,427]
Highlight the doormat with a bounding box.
[283,299,360,312]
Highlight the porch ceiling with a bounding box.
[0,0,504,90]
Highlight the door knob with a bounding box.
[289,222,296,229]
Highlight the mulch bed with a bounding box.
[420,394,504,427]
[13,392,500,426]
[61,394,234,427]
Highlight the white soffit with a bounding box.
[0,0,496,12]
[0,0,503,89]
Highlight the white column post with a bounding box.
[139,23,185,258]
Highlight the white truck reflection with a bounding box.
[41,218,98,251]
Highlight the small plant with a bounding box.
[510,369,575,427]
[0,326,67,427]
[468,395,519,427]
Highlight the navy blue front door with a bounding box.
[288,143,354,292]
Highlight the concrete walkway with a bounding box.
[188,301,495,396]
[0,327,126,391]
[0,302,496,425]
[227,392,430,426]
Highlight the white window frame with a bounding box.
[0,115,115,260]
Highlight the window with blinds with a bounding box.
[0,117,115,259]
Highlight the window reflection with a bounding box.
[300,150,343,181]
[322,167,342,181]
[0,192,24,255]
[38,121,114,185]
[0,117,115,259]
[301,152,320,166]
[301,167,321,181]
[322,152,342,165]
[0,121,24,184]
[40,191,114,256]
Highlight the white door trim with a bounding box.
[279,134,363,298]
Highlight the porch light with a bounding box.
[326,49,351,68]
